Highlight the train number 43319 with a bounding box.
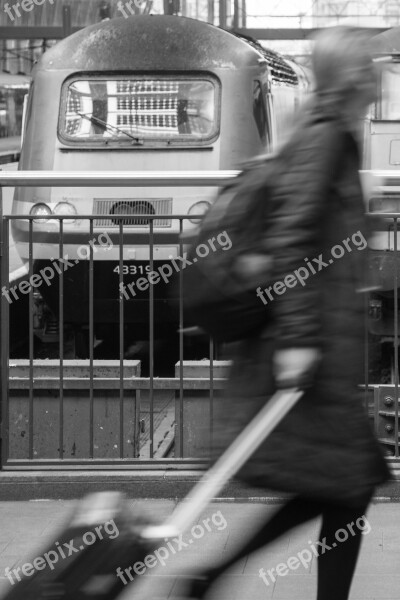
[113,265,151,275]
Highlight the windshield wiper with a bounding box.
[76,112,144,145]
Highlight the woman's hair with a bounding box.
[312,26,376,104]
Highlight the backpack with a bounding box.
[181,153,282,342]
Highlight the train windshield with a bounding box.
[59,76,219,145]
[379,62,400,120]
[0,80,30,138]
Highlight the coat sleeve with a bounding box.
[264,120,345,349]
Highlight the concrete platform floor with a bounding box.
[0,499,399,600]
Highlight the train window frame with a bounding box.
[375,59,400,121]
[21,80,34,146]
[252,80,270,146]
[57,72,221,148]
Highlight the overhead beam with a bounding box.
[0,26,82,40]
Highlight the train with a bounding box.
[364,29,400,337]
[361,27,400,382]
[11,15,309,348]
[0,73,30,164]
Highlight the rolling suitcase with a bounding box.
[0,388,302,600]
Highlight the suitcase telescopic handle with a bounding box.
[142,388,302,539]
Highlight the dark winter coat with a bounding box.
[216,100,390,505]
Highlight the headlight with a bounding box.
[188,201,211,224]
[53,201,77,223]
[29,203,52,224]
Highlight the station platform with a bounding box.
[0,499,398,600]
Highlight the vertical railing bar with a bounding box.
[394,217,399,458]
[28,220,34,460]
[209,336,214,454]
[59,219,64,460]
[119,219,124,459]
[89,218,94,459]
[1,217,10,467]
[149,218,154,459]
[0,187,2,468]
[134,389,140,458]
[178,218,184,459]
[374,387,379,435]
[364,290,369,413]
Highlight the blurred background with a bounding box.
[1,0,400,75]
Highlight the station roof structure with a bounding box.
[1,0,400,73]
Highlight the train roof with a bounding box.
[37,15,296,78]
[371,27,400,54]
[233,33,299,84]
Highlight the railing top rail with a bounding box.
[361,170,400,187]
[6,214,194,220]
[367,213,400,218]
[4,212,400,220]
[0,169,399,187]
[0,171,240,187]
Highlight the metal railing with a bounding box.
[0,170,399,470]
[0,171,239,469]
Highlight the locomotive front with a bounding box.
[12,15,304,342]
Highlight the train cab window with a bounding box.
[59,76,220,146]
[379,63,400,120]
[253,81,269,144]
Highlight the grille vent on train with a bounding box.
[93,198,172,227]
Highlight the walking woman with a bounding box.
[183,26,390,600]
